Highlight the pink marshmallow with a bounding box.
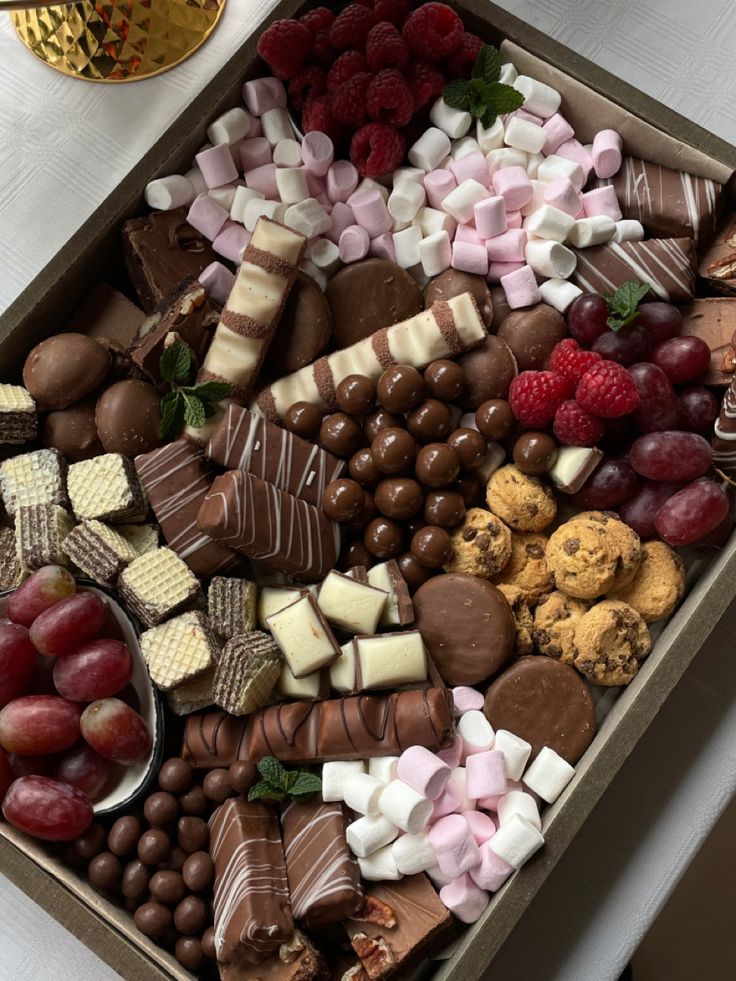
[431,780,462,820]
[424,169,457,209]
[501,264,541,309]
[452,241,489,276]
[452,687,485,715]
[506,210,523,229]
[242,77,286,116]
[487,260,524,283]
[454,224,482,245]
[513,108,544,126]
[592,129,623,179]
[244,163,278,198]
[350,188,392,237]
[315,193,333,213]
[239,138,272,172]
[370,233,396,261]
[543,177,582,217]
[198,261,236,307]
[439,874,490,924]
[582,185,622,221]
[463,810,496,845]
[325,201,355,244]
[186,194,229,241]
[195,144,239,189]
[429,815,481,879]
[470,842,514,892]
[212,220,251,263]
[466,750,508,800]
[485,228,527,263]
[450,152,490,189]
[248,117,263,138]
[555,138,593,182]
[338,225,370,263]
[397,746,451,801]
[542,113,575,155]
[437,733,463,769]
[492,166,533,210]
[477,779,523,813]
[326,160,359,203]
[474,196,506,240]
[302,131,334,177]
[304,169,326,198]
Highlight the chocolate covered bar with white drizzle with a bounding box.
[713,375,736,478]
[571,237,697,303]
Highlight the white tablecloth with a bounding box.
[1,1,735,979]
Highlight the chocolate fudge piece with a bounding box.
[67,282,145,357]
[699,215,736,295]
[680,298,736,385]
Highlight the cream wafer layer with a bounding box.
[167,666,216,716]
[0,449,67,515]
[118,546,200,628]
[68,453,145,524]
[140,610,219,691]
[15,504,73,570]
[63,519,138,585]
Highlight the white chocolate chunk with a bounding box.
[355,630,427,690]
[317,571,388,635]
[266,593,340,677]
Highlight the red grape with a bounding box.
[54,743,111,800]
[572,457,640,510]
[676,387,720,433]
[591,324,652,366]
[652,336,711,384]
[655,480,730,546]
[0,623,37,708]
[52,640,133,702]
[28,653,57,695]
[630,431,713,481]
[80,698,152,765]
[7,566,76,627]
[0,749,12,804]
[618,480,685,538]
[8,753,54,778]
[628,362,679,433]
[692,508,735,549]
[634,302,682,344]
[3,775,93,841]
[567,294,609,346]
[0,695,81,755]
[30,592,108,657]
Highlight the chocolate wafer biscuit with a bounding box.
[118,546,200,627]
[140,610,219,690]
[0,448,67,516]
[117,523,159,556]
[15,504,74,570]
[63,520,138,586]
[208,577,257,640]
[167,666,216,717]
[213,631,282,715]
[68,453,146,524]
[0,385,37,444]
[0,526,26,589]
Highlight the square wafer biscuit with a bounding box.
[208,577,257,640]
[166,666,216,716]
[15,504,74,570]
[214,631,282,715]
[64,520,138,586]
[68,453,147,524]
[0,449,67,516]
[140,610,219,691]
[0,385,37,444]
[119,546,200,627]
[0,526,27,589]
[117,523,159,556]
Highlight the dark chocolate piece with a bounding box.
[67,282,145,357]
[326,258,423,349]
[699,215,736,295]
[571,238,697,303]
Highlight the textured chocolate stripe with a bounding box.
[432,300,462,355]
[199,368,250,403]
[256,387,280,424]
[219,308,270,338]
[371,328,394,369]
[313,357,336,410]
[244,244,295,279]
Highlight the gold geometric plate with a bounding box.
[8,0,226,83]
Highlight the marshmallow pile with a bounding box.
[144,65,643,316]
[322,686,575,924]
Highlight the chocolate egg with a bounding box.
[406,400,453,444]
[283,401,323,439]
[336,375,377,416]
[424,269,494,326]
[457,336,517,410]
[374,478,424,521]
[95,379,163,456]
[371,428,417,475]
[498,304,567,372]
[42,398,104,461]
[415,443,460,489]
[23,333,111,411]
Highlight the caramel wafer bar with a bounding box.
[208,576,257,640]
[213,631,282,715]
[166,667,216,717]
[63,519,138,586]
[67,453,146,524]
[254,292,487,422]
[0,448,67,516]
[196,469,340,583]
[571,237,697,303]
[367,560,414,627]
[140,610,219,691]
[15,504,73,570]
[0,385,37,444]
[0,527,26,589]
[266,592,340,678]
[118,546,200,628]
[317,570,387,635]
[207,404,345,509]
[135,438,239,579]
[117,523,159,556]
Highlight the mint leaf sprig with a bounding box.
[158,341,231,440]
[443,45,524,128]
[247,756,322,804]
[602,281,651,332]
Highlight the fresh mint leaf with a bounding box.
[485,82,525,115]
[442,79,471,111]
[191,380,232,404]
[443,47,523,130]
[472,45,501,85]
[182,391,206,430]
[159,342,192,384]
[159,390,185,441]
[247,780,286,803]
[288,772,322,798]
[603,280,651,331]
[257,756,289,789]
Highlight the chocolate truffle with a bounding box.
[134,901,172,938]
[364,408,403,441]
[349,448,382,488]
[42,398,104,462]
[424,489,465,528]
[371,428,417,475]
[446,428,487,469]
[498,304,567,372]
[415,443,460,488]
[23,333,111,411]
[457,335,518,409]
[397,551,437,592]
[327,259,423,348]
[364,517,404,559]
[476,399,514,440]
[283,401,323,439]
[336,375,377,416]
[322,479,366,522]
[95,379,163,457]
[374,478,424,520]
[410,526,452,569]
[158,758,193,795]
[143,791,179,827]
[88,852,122,894]
[513,432,558,475]
[377,366,425,414]
[319,412,363,457]
[407,400,453,444]
[424,269,494,326]
[264,271,332,376]
[424,359,467,402]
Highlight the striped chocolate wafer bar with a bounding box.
[253,292,487,423]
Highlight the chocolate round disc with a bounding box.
[374,478,423,520]
[95,379,163,457]
[24,333,111,411]
[42,398,104,461]
[424,269,494,326]
[283,401,323,439]
[457,335,518,410]
[264,271,332,376]
[327,259,423,348]
[498,304,567,372]
[483,656,596,764]
[413,574,515,685]
[319,412,363,457]
[336,375,377,416]
[513,432,558,475]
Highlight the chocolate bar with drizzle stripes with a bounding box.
[713,375,736,478]
[571,237,696,303]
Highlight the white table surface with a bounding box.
[1,1,735,979]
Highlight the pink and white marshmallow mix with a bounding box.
[320,687,576,923]
[144,63,642,314]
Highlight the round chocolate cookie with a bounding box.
[95,379,163,456]
[24,333,111,411]
[424,269,494,327]
[457,335,517,410]
[264,271,332,376]
[42,398,104,461]
[483,655,596,764]
[413,574,515,686]
[497,304,567,372]
[326,259,423,349]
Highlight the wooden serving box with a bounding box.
[0,3,735,979]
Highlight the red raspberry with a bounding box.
[299,6,334,36]
[330,72,373,127]
[366,69,414,127]
[553,401,606,447]
[327,50,369,93]
[407,60,445,111]
[508,370,571,428]
[329,4,376,50]
[575,361,640,419]
[256,19,312,81]
[288,66,326,112]
[547,338,603,385]
[366,22,410,72]
[302,94,349,146]
[402,3,463,61]
[350,123,406,178]
[309,30,335,69]
[445,31,484,78]
[374,0,411,26]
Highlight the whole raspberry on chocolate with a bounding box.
[350,122,406,177]
[367,69,414,127]
[407,60,446,111]
[302,94,349,145]
[256,19,312,80]
[402,2,463,60]
[445,31,484,78]
[327,50,370,92]
[366,21,410,72]
[576,361,640,419]
[329,3,377,50]
[553,401,606,447]
[299,6,334,36]
[330,72,374,127]
[547,338,603,385]
[288,66,326,112]
[508,370,572,428]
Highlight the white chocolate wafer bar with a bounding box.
[317,570,387,635]
[330,640,357,694]
[354,631,427,691]
[254,292,488,422]
[266,592,340,678]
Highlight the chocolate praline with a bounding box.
[423,359,467,401]
[457,335,518,410]
[319,412,363,457]
[410,526,452,569]
[322,478,366,522]
[374,478,424,521]
[23,333,111,411]
[424,269,494,326]
[335,375,377,416]
[406,399,453,444]
[95,379,163,456]
[513,432,559,475]
[446,428,488,470]
[349,448,381,488]
[498,303,567,372]
[364,408,403,442]
[283,401,323,439]
[415,443,460,489]
[396,552,437,592]
[364,517,404,559]
[371,427,417,475]
[42,398,104,461]
[476,399,514,440]
[424,489,466,528]
[376,366,425,414]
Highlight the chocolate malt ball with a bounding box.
[138,829,171,866]
[178,784,207,816]
[336,374,377,416]
[283,401,322,439]
[415,443,460,489]
[424,489,465,528]
[135,901,173,939]
[349,448,382,488]
[202,768,235,803]
[122,859,150,902]
[406,400,453,444]
[364,518,405,559]
[158,758,193,795]
[424,359,466,402]
[108,815,143,857]
[446,428,487,470]
[177,816,209,855]
[476,399,514,440]
[174,895,209,936]
[322,479,366,522]
[149,870,186,906]
[397,552,438,592]
[182,851,214,893]
[364,407,403,441]
[319,412,363,457]
[371,428,417,475]
[410,526,452,569]
[88,852,123,894]
[144,791,179,827]
[377,365,425,414]
[513,432,558,475]
[374,478,424,521]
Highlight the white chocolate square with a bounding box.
[266,592,339,677]
[257,585,306,629]
[355,631,427,690]
[330,640,357,694]
[276,663,323,700]
[318,571,387,635]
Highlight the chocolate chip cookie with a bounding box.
[485,464,557,533]
[496,583,534,656]
[610,540,686,623]
[533,590,590,664]
[493,531,553,606]
[444,507,512,578]
[545,520,619,599]
[573,600,652,685]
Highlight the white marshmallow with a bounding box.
[513,76,561,118]
[526,152,544,179]
[392,832,436,875]
[409,128,452,171]
[207,107,251,147]
[426,864,452,888]
[393,166,426,185]
[229,186,264,223]
[208,185,238,210]
[346,815,398,857]
[504,116,546,155]
[308,238,341,276]
[523,746,575,803]
[379,779,433,834]
[525,240,577,279]
[450,767,477,812]
[525,205,576,242]
[260,107,294,146]
[392,216,412,233]
[537,154,585,191]
[430,96,472,139]
[358,843,403,881]
[243,197,285,232]
[418,231,452,277]
[489,813,544,869]
[457,710,495,756]
[145,175,195,211]
[322,761,366,802]
[284,198,332,238]
[539,277,583,312]
[452,136,482,160]
[388,180,426,223]
[442,179,488,224]
[272,138,302,168]
[392,225,423,269]
[343,773,386,816]
[612,219,645,243]
[349,177,390,205]
[368,756,399,783]
[275,167,309,204]
[493,730,533,782]
[567,215,616,248]
[499,63,517,85]
[496,790,541,831]
[415,206,456,238]
[184,167,207,198]
[476,117,505,154]
[486,147,528,177]
[520,179,547,217]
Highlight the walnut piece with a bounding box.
[350,895,397,928]
[350,934,395,979]
[707,252,736,280]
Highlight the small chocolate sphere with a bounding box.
[160,846,187,873]
[415,443,460,489]
[513,432,558,475]
[283,401,322,439]
[406,399,453,444]
[158,758,193,795]
[364,407,403,442]
[178,816,210,855]
[319,412,363,457]
[410,526,452,569]
[322,479,366,522]
[446,428,488,470]
[174,895,209,936]
[201,926,217,960]
[182,851,214,892]
[336,375,377,416]
[346,489,377,532]
[108,815,143,857]
[377,365,425,414]
[374,478,424,521]
[175,936,205,972]
[135,901,173,939]
[228,761,257,794]
[203,768,235,803]
[424,490,466,528]
[122,859,150,901]
[349,448,382,488]
[371,428,417,475]
[138,829,171,866]
[73,823,107,861]
[150,870,186,906]
[88,852,122,894]
[364,518,404,559]
[342,540,375,569]
[424,360,466,401]
[476,399,514,440]
[455,472,485,507]
[397,552,437,592]
[144,791,179,828]
[178,784,207,817]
